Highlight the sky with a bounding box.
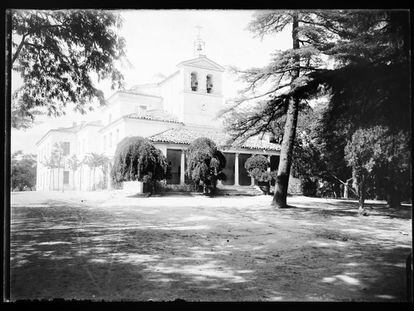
[11,10,293,154]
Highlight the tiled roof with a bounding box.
[149,126,280,151]
[126,110,183,124]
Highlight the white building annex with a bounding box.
[35,37,283,192]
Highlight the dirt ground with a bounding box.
[9,190,412,302]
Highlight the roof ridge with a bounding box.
[149,126,280,151]
[126,111,183,124]
[148,125,184,140]
[177,56,225,72]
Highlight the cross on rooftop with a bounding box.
[194,25,205,57]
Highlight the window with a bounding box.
[63,171,70,184]
[61,142,70,156]
[190,72,198,91]
[206,74,213,93]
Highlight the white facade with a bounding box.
[35,54,281,191]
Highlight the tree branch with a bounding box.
[221,83,291,115]
[12,33,27,65]
[330,173,358,196]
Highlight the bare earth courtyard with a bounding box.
[10,191,412,302]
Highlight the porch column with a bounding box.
[180,149,185,185]
[107,163,112,190]
[267,155,271,172]
[251,176,255,186]
[234,153,239,186]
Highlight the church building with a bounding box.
[35,34,282,192]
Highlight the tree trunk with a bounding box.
[102,166,106,189]
[57,167,60,191]
[52,169,55,191]
[343,178,353,199]
[62,166,64,193]
[73,170,76,190]
[358,174,367,215]
[80,166,82,191]
[272,13,300,208]
[387,186,401,208]
[89,168,92,191]
[93,167,96,191]
[352,168,359,195]
[49,169,52,191]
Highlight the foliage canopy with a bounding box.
[224,10,411,206]
[245,155,275,183]
[11,9,126,129]
[11,151,37,191]
[111,136,168,185]
[186,137,226,194]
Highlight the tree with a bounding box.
[224,10,342,207]
[186,137,226,195]
[225,10,410,208]
[111,137,168,193]
[42,154,57,190]
[291,104,354,198]
[345,126,410,213]
[94,153,110,189]
[11,9,126,129]
[66,154,81,190]
[245,155,275,195]
[101,158,112,189]
[303,11,410,206]
[41,143,65,191]
[51,142,65,192]
[11,151,37,191]
[84,153,110,191]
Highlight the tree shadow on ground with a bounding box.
[10,198,412,301]
[10,226,260,301]
[285,199,412,220]
[10,203,260,301]
[11,224,411,301]
[293,242,411,301]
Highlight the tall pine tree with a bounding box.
[225,10,410,208]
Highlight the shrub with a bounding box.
[157,182,195,193]
[186,137,226,195]
[11,151,37,191]
[245,155,276,195]
[245,155,274,182]
[111,136,168,192]
[245,155,268,174]
[300,178,317,197]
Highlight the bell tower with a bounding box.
[172,28,225,127]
